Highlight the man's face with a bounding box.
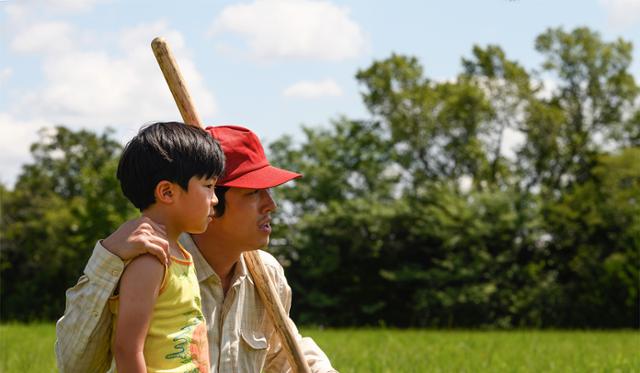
[212,187,277,251]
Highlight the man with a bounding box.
[55,125,338,373]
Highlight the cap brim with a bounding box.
[218,165,302,189]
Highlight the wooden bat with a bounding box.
[151,36,311,373]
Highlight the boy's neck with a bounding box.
[141,209,180,245]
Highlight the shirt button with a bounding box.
[92,311,99,318]
[111,270,119,277]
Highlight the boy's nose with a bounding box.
[210,192,219,207]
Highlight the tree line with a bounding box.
[1,27,638,327]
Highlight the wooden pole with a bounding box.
[150,36,311,373]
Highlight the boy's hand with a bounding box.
[102,217,170,265]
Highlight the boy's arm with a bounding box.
[55,217,169,373]
[114,254,164,373]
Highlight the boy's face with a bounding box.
[210,187,276,251]
[173,176,218,234]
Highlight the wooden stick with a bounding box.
[151,36,311,373]
[244,250,311,373]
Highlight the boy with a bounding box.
[110,122,224,373]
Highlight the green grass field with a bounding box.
[1,323,638,372]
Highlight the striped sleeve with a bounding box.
[55,241,124,373]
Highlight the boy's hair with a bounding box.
[117,122,225,211]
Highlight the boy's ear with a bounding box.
[155,180,177,204]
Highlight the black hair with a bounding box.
[117,122,225,211]
[213,186,230,217]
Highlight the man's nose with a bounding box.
[260,189,277,213]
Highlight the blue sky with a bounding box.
[1,0,639,187]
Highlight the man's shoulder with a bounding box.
[253,250,290,301]
[257,249,283,269]
[256,250,286,279]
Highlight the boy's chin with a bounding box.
[194,226,209,234]
[188,222,211,235]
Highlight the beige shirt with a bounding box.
[55,234,338,373]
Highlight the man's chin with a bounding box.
[246,238,270,252]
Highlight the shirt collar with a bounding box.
[234,253,253,286]
[179,233,218,284]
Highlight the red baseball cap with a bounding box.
[205,125,302,188]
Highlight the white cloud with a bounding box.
[211,0,367,61]
[10,21,75,54]
[535,78,559,100]
[2,20,218,188]
[283,79,342,98]
[9,20,217,131]
[4,3,29,24]
[5,0,105,20]
[501,127,526,160]
[600,0,640,29]
[0,114,48,187]
[0,68,13,87]
[44,0,107,12]
[458,175,473,193]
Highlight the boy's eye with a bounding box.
[204,178,217,189]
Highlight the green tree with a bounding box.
[461,45,534,188]
[527,27,638,191]
[1,126,135,320]
[355,54,494,188]
[539,149,640,327]
[2,26,637,328]
[269,26,639,328]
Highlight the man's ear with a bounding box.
[155,180,177,204]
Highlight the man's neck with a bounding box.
[192,231,242,294]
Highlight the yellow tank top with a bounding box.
[110,245,210,373]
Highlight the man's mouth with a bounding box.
[258,218,271,232]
